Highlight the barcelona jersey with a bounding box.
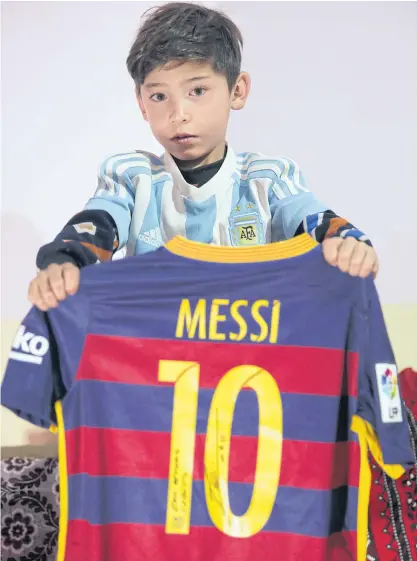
[1,234,413,561]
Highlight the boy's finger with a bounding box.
[336,238,357,273]
[347,243,366,277]
[28,278,50,311]
[48,265,67,301]
[37,270,58,309]
[358,250,376,278]
[372,256,379,279]
[28,278,42,308]
[62,263,80,295]
[322,237,343,266]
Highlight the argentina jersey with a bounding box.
[85,146,327,256]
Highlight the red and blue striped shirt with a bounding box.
[2,235,412,561]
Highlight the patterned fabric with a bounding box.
[295,210,372,246]
[36,209,118,270]
[367,368,417,561]
[1,457,59,561]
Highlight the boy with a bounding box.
[29,2,378,311]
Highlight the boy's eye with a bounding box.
[150,93,166,102]
[190,87,207,97]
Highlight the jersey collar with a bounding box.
[164,143,237,202]
[165,234,319,263]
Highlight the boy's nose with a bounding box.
[170,102,190,125]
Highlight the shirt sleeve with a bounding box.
[84,153,138,249]
[36,209,118,269]
[36,152,143,269]
[354,277,414,475]
[294,209,372,246]
[268,157,328,241]
[1,290,89,429]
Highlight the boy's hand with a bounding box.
[322,237,379,278]
[28,263,80,311]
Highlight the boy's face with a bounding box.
[137,61,250,166]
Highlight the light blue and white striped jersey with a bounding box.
[85,146,327,256]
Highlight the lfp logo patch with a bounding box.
[380,368,398,399]
[375,364,402,423]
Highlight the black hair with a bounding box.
[126,2,243,90]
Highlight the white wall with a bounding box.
[2,1,417,317]
[1,1,417,447]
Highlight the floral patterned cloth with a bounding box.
[1,457,59,561]
[367,368,417,561]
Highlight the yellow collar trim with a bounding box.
[165,234,318,263]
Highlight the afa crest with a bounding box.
[229,211,265,247]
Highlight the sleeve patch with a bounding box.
[375,364,403,423]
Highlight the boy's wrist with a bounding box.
[36,250,80,271]
[36,240,94,270]
[326,228,373,248]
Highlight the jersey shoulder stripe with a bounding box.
[236,152,308,197]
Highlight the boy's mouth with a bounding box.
[171,134,197,144]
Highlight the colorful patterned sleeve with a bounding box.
[36,153,139,270]
[36,209,119,270]
[295,210,373,246]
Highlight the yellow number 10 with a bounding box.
[158,360,283,538]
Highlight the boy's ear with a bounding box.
[231,72,251,111]
[136,87,148,121]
